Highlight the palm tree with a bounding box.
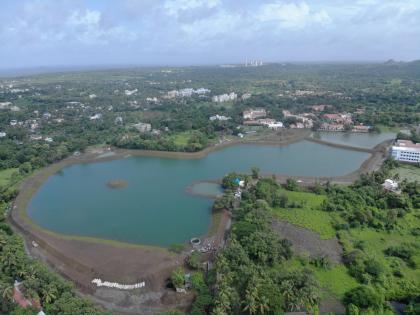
[1,284,14,302]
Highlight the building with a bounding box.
[352,124,372,133]
[323,113,353,124]
[0,131,6,138]
[318,123,345,132]
[209,115,231,121]
[382,179,399,191]
[391,140,420,163]
[267,122,284,130]
[212,92,237,103]
[243,108,267,120]
[124,89,138,96]
[90,113,102,120]
[13,281,41,311]
[133,122,152,133]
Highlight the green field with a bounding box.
[271,189,337,239]
[338,210,420,292]
[169,131,194,147]
[0,168,18,186]
[390,164,420,182]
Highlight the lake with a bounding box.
[27,141,370,247]
[313,132,396,149]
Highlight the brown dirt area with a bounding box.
[272,220,343,264]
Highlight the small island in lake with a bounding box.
[106,179,128,189]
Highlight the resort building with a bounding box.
[243,108,267,120]
[391,140,420,163]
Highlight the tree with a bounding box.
[171,267,185,289]
[343,286,383,311]
[251,167,260,180]
[187,251,202,270]
[285,178,299,191]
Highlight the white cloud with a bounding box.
[163,0,220,17]
[67,9,101,28]
[257,1,331,29]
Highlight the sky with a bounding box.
[1,0,419,69]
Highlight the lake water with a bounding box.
[27,141,370,247]
[313,132,396,149]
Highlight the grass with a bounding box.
[338,211,420,290]
[0,168,18,186]
[169,131,194,147]
[281,258,358,299]
[271,189,337,239]
[312,265,359,298]
[390,164,420,182]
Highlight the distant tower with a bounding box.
[245,57,248,67]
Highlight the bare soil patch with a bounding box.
[272,220,343,264]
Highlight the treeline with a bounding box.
[0,182,111,314]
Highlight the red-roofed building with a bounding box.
[13,281,41,310]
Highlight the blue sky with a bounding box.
[1,0,419,68]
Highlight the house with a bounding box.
[13,281,41,311]
[267,122,284,130]
[323,113,353,124]
[195,88,211,95]
[44,137,53,143]
[318,123,345,132]
[243,108,267,120]
[133,122,152,133]
[382,179,399,191]
[89,113,102,120]
[89,94,97,99]
[391,140,420,163]
[209,115,231,121]
[352,124,372,133]
[0,131,6,138]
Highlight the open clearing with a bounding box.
[270,189,337,239]
[0,168,18,186]
[390,164,420,182]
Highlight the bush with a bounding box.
[344,286,383,310]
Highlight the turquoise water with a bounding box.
[189,182,224,198]
[314,132,396,149]
[27,141,370,247]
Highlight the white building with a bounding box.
[212,92,237,103]
[243,108,267,120]
[209,115,231,121]
[90,113,102,120]
[0,131,6,138]
[382,179,399,191]
[124,89,138,96]
[391,140,420,163]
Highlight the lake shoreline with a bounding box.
[7,131,393,315]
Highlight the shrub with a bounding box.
[344,286,383,310]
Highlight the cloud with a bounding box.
[257,1,331,29]
[0,0,419,68]
[163,0,221,17]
